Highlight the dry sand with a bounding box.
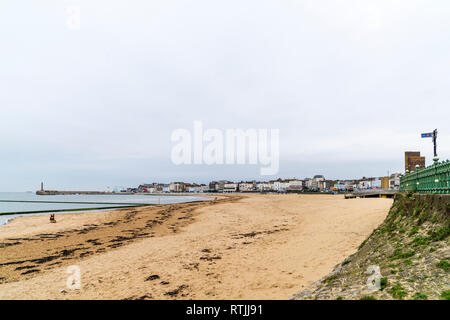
[0,194,392,300]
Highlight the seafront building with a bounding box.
[125,171,402,195]
[389,173,401,190]
[257,182,273,192]
[238,181,256,192]
[405,151,426,172]
[169,182,186,192]
[223,183,239,193]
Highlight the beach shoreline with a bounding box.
[0,194,392,299]
[0,193,215,227]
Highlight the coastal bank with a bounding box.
[292,193,450,300]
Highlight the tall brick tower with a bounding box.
[405,151,425,172]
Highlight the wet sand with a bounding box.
[0,194,392,299]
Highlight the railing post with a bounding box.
[433,157,439,194]
[415,165,420,193]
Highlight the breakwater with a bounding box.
[36,190,134,195]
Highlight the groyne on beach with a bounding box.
[36,190,134,195]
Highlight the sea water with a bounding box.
[0,192,209,226]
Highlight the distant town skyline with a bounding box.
[37,173,402,195]
[1,1,449,191]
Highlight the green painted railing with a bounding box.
[400,159,450,194]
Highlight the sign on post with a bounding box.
[421,129,438,158]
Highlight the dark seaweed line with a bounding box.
[0,205,151,216]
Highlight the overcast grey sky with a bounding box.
[1,0,449,191]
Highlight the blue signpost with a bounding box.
[421,129,438,158]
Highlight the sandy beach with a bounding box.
[0,194,392,300]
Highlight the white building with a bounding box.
[313,175,326,191]
[304,178,313,189]
[257,182,273,192]
[272,179,291,192]
[304,175,325,191]
[389,174,401,190]
[288,179,303,191]
[186,184,201,193]
[372,179,382,189]
[358,180,371,189]
[271,179,303,192]
[223,183,238,193]
[238,182,255,192]
[358,178,381,190]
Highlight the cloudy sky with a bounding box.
[1,0,449,191]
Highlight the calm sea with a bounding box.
[0,192,209,226]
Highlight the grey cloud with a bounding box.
[0,0,449,190]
